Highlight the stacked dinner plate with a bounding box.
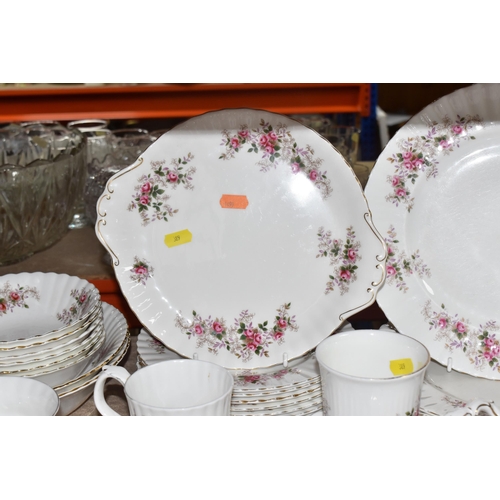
[137,327,325,416]
[230,355,322,416]
[0,272,105,388]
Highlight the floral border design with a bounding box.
[0,282,40,317]
[386,114,482,211]
[316,226,361,295]
[56,288,93,326]
[442,395,467,409]
[130,256,154,286]
[174,303,298,363]
[233,367,300,387]
[384,225,431,293]
[422,301,500,372]
[127,155,196,226]
[220,119,333,199]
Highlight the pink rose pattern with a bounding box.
[130,256,154,286]
[220,119,333,199]
[442,395,467,409]
[422,301,500,372]
[317,226,361,295]
[148,337,167,354]
[233,367,300,387]
[386,114,482,211]
[56,288,94,326]
[128,155,196,226]
[384,225,431,293]
[0,282,40,317]
[174,303,299,362]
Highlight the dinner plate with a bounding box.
[231,397,323,416]
[231,386,322,410]
[97,108,386,370]
[424,359,500,404]
[366,83,500,381]
[231,355,320,394]
[419,381,468,416]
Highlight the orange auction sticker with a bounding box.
[219,194,249,209]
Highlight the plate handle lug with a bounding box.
[446,357,453,372]
[282,353,288,368]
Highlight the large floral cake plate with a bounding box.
[96,108,386,370]
[365,83,500,381]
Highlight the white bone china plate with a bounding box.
[366,83,500,381]
[97,108,386,370]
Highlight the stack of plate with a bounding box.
[230,355,322,416]
[0,272,104,388]
[56,302,130,415]
[137,328,323,416]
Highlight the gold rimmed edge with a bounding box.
[58,335,131,398]
[54,329,130,391]
[339,211,387,321]
[0,326,105,376]
[96,157,145,267]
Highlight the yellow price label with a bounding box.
[389,358,414,376]
[164,229,192,248]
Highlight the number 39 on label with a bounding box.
[164,229,192,248]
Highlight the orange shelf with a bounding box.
[0,83,371,123]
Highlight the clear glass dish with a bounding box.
[0,122,86,266]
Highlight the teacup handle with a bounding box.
[93,365,131,416]
[445,399,500,416]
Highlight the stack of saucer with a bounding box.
[230,355,322,416]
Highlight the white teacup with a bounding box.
[316,329,430,416]
[0,377,60,416]
[94,359,234,416]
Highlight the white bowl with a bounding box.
[0,376,59,416]
[0,272,101,349]
[24,327,106,388]
[0,321,105,374]
[0,305,103,363]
